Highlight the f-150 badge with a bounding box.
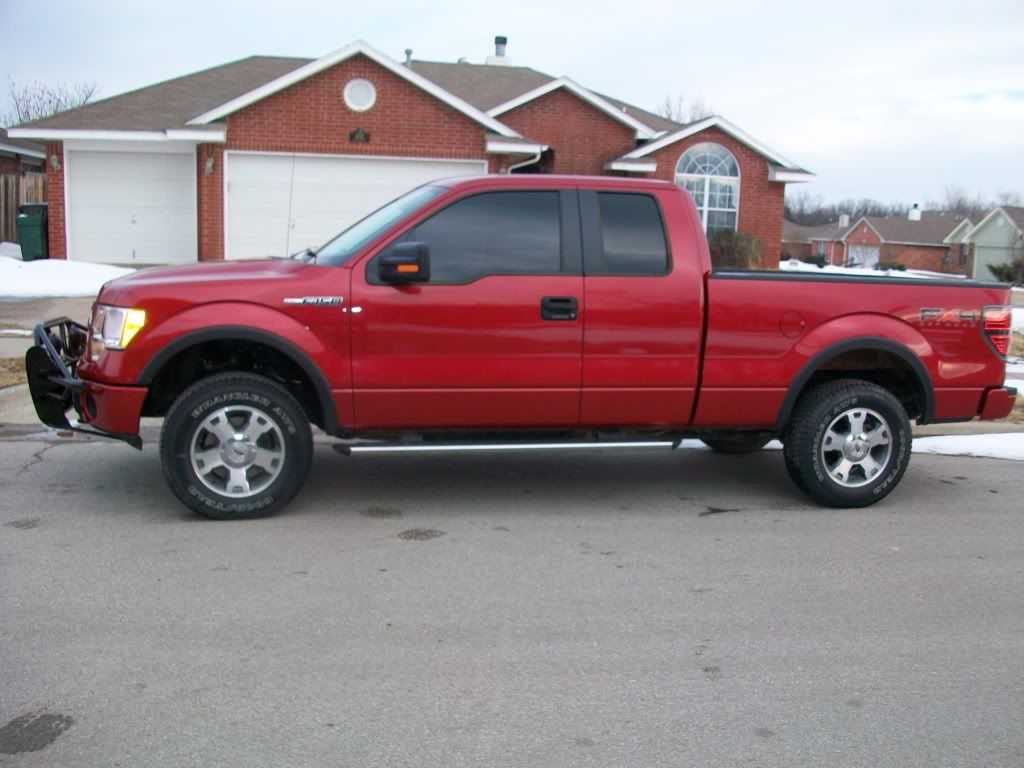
[283,296,344,306]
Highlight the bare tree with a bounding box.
[656,92,715,124]
[2,79,99,127]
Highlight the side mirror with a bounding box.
[378,242,430,283]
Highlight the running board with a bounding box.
[333,440,677,455]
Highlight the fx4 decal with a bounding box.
[919,308,979,327]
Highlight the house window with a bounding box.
[816,240,826,257]
[674,142,739,234]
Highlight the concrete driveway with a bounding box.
[1,438,1021,767]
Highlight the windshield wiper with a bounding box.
[289,247,317,262]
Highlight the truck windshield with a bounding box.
[314,185,445,267]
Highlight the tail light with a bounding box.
[982,305,1012,357]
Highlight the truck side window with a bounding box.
[393,191,562,284]
[596,193,669,275]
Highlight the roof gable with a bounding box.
[620,115,809,173]
[187,40,518,137]
[966,206,1024,241]
[486,77,657,139]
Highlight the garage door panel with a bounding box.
[226,154,485,260]
[67,151,196,264]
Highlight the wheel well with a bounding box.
[781,347,929,429]
[141,339,326,428]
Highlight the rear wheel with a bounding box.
[700,434,771,454]
[784,379,911,507]
[160,373,313,519]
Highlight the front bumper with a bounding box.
[25,317,144,449]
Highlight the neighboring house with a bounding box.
[8,37,812,266]
[964,206,1024,280]
[0,128,46,175]
[787,207,970,273]
[782,217,854,263]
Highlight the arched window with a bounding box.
[674,143,740,234]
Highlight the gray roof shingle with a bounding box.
[863,212,968,245]
[14,53,676,138]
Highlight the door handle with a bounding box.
[541,296,578,321]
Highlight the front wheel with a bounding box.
[160,372,313,520]
[784,379,911,507]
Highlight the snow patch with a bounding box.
[0,256,134,298]
[0,242,23,260]
[912,434,1024,461]
[1012,307,1023,332]
[779,259,965,280]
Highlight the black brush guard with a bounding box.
[24,317,142,449]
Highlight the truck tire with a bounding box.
[700,434,771,454]
[784,379,911,507]
[160,372,313,520]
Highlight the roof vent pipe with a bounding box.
[908,203,921,222]
[486,36,510,66]
[404,49,413,66]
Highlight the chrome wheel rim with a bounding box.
[189,406,286,498]
[820,407,892,488]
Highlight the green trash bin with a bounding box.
[16,204,48,261]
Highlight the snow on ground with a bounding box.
[0,254,133,298]
[676,435,1024,461]
[778,259,966,280]
[912,434,1024,461]
[0,242,23,260]
[1013,308,1023,332]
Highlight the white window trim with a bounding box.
[675,144,740,234]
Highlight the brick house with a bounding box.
[786,209,973,273]
[0,128,45,175]
[9,38,812,266]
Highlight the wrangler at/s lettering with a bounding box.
[25,175,1016,519]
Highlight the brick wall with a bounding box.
[496,89,637,176]
[645,126,785,267]
[881,243,953,273]
[0,155,20,174]
[192,53,496,261]
[846,222,882,246]
[45,142,66,259]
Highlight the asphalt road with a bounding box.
[1,438,1022,768]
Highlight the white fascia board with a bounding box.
[186,40,520,138]
[942,218,973,244]
[768,167,815,183]
[6,127,226,143]
[622,115,804,171]
[487,77,658,140]
[605,159,657,173]
[486,139,548,154]
[0,142,45,159]
[965,208,1022,241]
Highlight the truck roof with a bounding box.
[432,174,679,192]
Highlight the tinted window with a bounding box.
[597,193,668,275]
[388,191,561,283]
[316,185,445,267]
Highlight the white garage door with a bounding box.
[225,153,486,260]
[848,244,880,269]
[67,150,196,264]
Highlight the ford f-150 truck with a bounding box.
[26,175,1016,519]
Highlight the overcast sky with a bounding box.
[3,0,1022,205]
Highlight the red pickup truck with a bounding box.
[27,175,1016,518]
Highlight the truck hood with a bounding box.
[97,259,324,309]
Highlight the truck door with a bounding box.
[578,189,704,427]
[349,189,583,429]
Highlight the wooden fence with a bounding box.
[0,172,46,244]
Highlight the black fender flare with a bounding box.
[137,326,339,433]
[775,336,935,431]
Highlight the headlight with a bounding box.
[89,304,146,360]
